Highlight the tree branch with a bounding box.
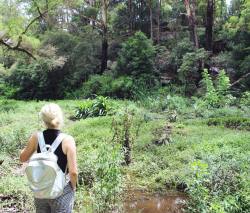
[231,72,250,87]
[32,0,44,17]
[15,10,48,48]
[0,9,48,59]
[77,13,104,29]
[0,40,36,59]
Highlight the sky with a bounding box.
[226,0,232,7]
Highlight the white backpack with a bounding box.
[25,132,68,199]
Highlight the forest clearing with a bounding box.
[0,98,249,212]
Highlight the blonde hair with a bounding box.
[39,103,64,128]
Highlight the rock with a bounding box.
[176,182,187,192]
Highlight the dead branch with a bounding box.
[231,72,250,87]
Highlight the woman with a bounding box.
[20,103,78,213]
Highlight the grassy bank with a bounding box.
[0,99,249,212]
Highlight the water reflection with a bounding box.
[123,190,187,213]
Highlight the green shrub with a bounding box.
[6,30,101,100]
[207,117,250,130]
[73,74,159,100]
[186,159,249,213]
[8,55,67,99]
[0,83,17,98]
[201,69,234,108]
[69,74,134,99]
[90,142,123,212]
[112,108,143,165]
[202,69,219,107]
[240,91,250,107]
[74,100,93,119]
[170,38,194,68]
[116,31,158,86]
[216,70,231,97]
[110,76,134,98]
[82,74,114,98]
[178,48,209,93]
[74,96,112,119]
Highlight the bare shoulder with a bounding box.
[62,134,76,149]
[30,131,39,139]
[28,131,39,145]
[64,134,75,143]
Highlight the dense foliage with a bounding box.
[0,0,249,99]
[116,31,157,86]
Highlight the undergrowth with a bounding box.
[0,98,249,213]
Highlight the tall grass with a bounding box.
[0,99,249,212]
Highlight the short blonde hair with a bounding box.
[39,103,64,128]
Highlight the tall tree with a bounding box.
[148,0,154,40]
[184,0,199,48]
[75,0,109,73]
[128,0,133,34]
[205,0,215,51]
[156,0,161,43]
[100,0,109,72]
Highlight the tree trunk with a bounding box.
[128,0,133,34]
[101,0,108,73]
[156,0,161,44]
[149,0,153,40]
[184,0,199,48]
[101,26,108,73]
[205,0,214,51]
[89,0,96,26]
[45,0,53,30]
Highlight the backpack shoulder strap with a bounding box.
[37,131,47,153]
[51,133,68,153]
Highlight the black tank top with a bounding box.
[37,129,67,173]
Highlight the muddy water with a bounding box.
[123,190,187,213]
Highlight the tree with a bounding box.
[184,0,199,48]
[128,0,133,34]
[156,0,162,43]
[116,31,157,86]
[0,0,48,59]
[74,0,110,73]
[101,0,109,72]
[147,0,154,40]
[205,0,215,51]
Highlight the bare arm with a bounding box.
[20,133,38,162]
[63,136,78,191]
